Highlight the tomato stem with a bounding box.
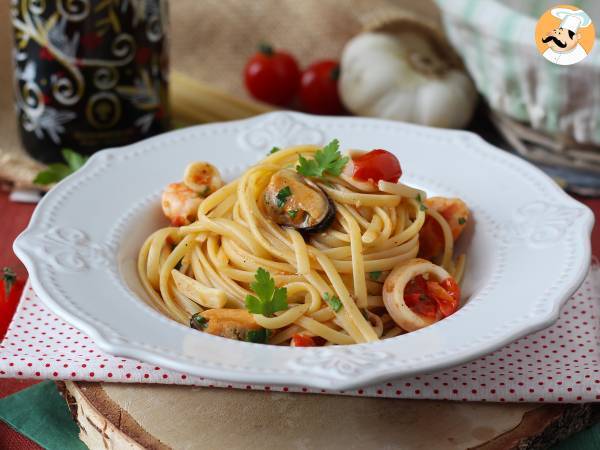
[2,267,16,298]
[257,42,274,56]
[330,64,340,81]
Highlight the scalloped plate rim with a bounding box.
[13,112,595,390]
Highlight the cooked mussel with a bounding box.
[262,169,336,233]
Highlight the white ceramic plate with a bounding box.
[14,112,594,390]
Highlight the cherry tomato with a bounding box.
[0,267,25,339]
[403,275,460,319]
[291,334,316,347]
[299,60,345,115]
[403,275,437,318]
[244,44,300,106]
[352,149,402,184]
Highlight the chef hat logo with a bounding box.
[535,4,595,66]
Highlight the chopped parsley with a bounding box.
[369,271,382,282]
[276,186,292,208]
[296,139,349,178]
[419,203,428,212]
[324,292,342,312]
[246,328,270,343]
[190,312,208,330]
[269,146,281,154]
[416,194,422,202]
[245,268,288,316]
[288,209,299,219]
[458,217,467,225]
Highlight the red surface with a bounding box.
[0,192,598,449]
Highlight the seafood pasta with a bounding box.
[138,140,470,346]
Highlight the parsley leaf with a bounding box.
[419,203,428,212]
[34,149,89,186]
[324,292,342,312]
[369,271,382,282]
[296,139,349,178]
[269,146,281,154]
[190,312,208,330]
[416,194,422,202]
[458,217,467,225]
[276,186,292,208]
[246,328,270,343]
[245,268,288,316]
[288,209,299,219]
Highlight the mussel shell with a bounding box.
[297,190,336,233]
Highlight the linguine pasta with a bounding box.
[138,143,469,346]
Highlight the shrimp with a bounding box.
[419,197,469,259]
[161,182,203,226]
[162,162,225,226]
[183,162,224,195]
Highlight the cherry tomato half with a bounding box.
[291,334,316,347]
[244,44,300,106]
[352,149,402,184]
[299,60,345,115]
[403,275,460,319]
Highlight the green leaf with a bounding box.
[270,286,288,314]
[288,209,299,219]
[33,150,89,186]
[190,312,208,330]
[61,148,88,171]
[269,146,281,154]
[296,139,349,178]
[246,328,270,343]
[276,186,292,208]
[324,292,342,312]
[458,217,467,225]
[419,203,428,212]
[245,268,288,316]
[369,271,382,282]
[245,295,264,315]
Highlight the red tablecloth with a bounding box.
[0,191,599,449]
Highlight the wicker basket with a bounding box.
[435,0,600,166]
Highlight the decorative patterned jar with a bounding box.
[10,0,169,163]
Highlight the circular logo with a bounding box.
[535,5,595,66]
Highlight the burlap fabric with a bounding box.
[0,0,438,189]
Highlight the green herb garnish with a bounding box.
[276,186,292,208]
[296,139,349,178]
[458,217,467,225]
[246,328,270,343]
[190,312,208,330]
[416,194,422,202]
[288,209,299,219]
[419,203,428,212]
[269,146,281,154]
[245,268,288,316]
[369,271,382,282]
[324,292,342,312]
[34,149,89,185]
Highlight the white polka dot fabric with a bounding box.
[1,267,598,403]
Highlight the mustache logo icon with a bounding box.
[542,35,568,48]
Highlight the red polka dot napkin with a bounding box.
[1,267,598,403]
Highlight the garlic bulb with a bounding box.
[339,32,477,128]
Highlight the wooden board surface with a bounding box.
[61,381,597,450]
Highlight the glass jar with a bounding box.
[10,0,170,163]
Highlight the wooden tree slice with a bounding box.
[58,381,595,450]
